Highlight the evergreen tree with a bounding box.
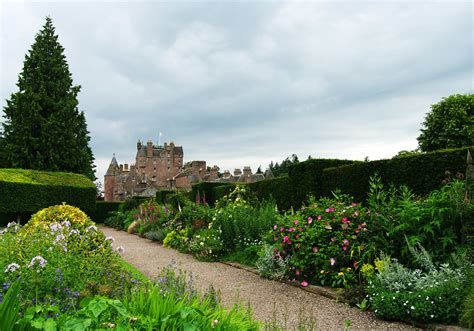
[2,17,95,179]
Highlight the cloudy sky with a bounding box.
[1,0,472,182]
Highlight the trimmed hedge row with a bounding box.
[90,201,124,223]
[322,147,472,201]
[247,177,293,210]
[0,169,96,217]
[288,158,357,206]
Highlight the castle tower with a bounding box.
[104,154,119,201]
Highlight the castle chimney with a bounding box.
[210,166,219,180]
[223,170,231,178]
[124,163,129,171]
[120,164,123,172]
[234,168,242,177]
[137,139,142,151]
[147,140,153,157]
[243,166,252,177]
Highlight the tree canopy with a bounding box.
[1,17,95,180]
[268,154,299,177]
[417,94,474,152]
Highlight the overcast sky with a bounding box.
[1,0,472,182]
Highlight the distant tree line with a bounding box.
[268,154,300,177]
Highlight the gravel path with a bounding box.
[102,226,415,330]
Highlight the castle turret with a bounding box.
[137,139,142,151]
[104,154,119,201]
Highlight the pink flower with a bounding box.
[341,217,348,223]
[325,208,331,213]
[330,258,336,266]
[331,237,336,242]
[301,281,308,287]
[308,217,313,224]
[317,215,322,220]
[351,203,357,206]
[342,246,347,251]
[295,270,300,275]
[312,246,318,253]
[280,227,284,232]
[352,212,359,217]
[283,236,289,243]
[273,225,277,230]
[343,239,350,246]
[288,227,294,232]
[294,219,299,225]
[274,237,278,241]
[295,235,299,239]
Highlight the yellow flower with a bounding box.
[346,267,352,272]
[338,272,344,276]
[320,270,324,274]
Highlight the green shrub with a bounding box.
[91,201,124,223]
[366,176,474,266]
[0,169,96,222]
[322,147,471,201]
[26,203,94,231]
[212,187,280,252]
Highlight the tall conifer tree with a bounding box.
[2,17,95,179]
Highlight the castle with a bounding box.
[104,139,268,201]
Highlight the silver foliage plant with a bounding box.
[372,242,470,293]
[256,244,289,281]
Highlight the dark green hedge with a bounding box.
[288,158,357,207]
[322,147,472,201]
[156,189,176,204]
[90,201,124,223]
[0,212,33,226]
[212,184,238,203]
[0,169,96,216]
[192,182,236,206]
[247,177,293,210]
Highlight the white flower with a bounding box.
[86,225,98,232]
[105,236,115,243]
[211,320,219,328]
[116,246,125,254]
[5,263,20,273]
[430,314,434,318]
[410,306,415,310]
[28,256,47,270]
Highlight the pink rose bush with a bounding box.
[271,197,374,287]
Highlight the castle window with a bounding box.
[167,167,170,172]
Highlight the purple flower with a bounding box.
[330,258,336,266]
[28,256,47,271]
